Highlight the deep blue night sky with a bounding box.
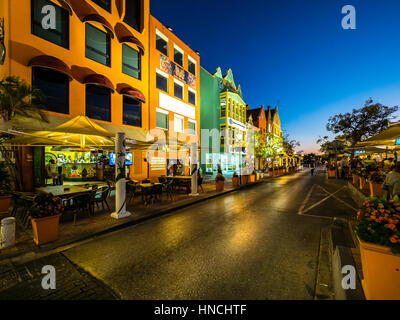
[150,0,400,153]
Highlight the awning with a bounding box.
[82,14,115,38]
[360,124,400,146]
[68,0,114,38]
[118,85,146,103]
[28,55,72,80]
[56,0,73,15]
[83,74,114,92]
[115,23,145,55]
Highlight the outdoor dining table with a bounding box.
[36,186,92,199]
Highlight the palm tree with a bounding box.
[0,76,47,122]
[0,76,48,191]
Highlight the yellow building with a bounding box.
[0,0,154,186]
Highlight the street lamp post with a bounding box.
[111,132,131,219]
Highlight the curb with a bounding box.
[2,170,301,265]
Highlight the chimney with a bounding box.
[246,104,250,110]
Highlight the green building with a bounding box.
[200,67,248,175]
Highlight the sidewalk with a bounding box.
[1,172,296,263]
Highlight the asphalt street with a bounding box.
[60,166,356,300]
[0,166,357,300]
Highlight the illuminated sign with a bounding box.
[160,54,196,88]
[395,139,400,146]
[150,157,166,171]
[355,151,366,155]
[227,117,246,131]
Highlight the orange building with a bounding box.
[0,0,156,185]
[147,15,200,179]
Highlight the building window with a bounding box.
[156,110,168,129]
[188,89,196,105]
[31,0,69,49]
[123,96,141,127]
[156,30,168,56]
[124,0,141,31]
[32,67,69,115]
[91,0,111,12]
[174,115,184,133]
[174,46,183,67]
[220,97,226,117]
[188,120,196,135]
[156,72,168,93]
[174,81,183,100]
[86,84,111,122]
[85,24,111,66]
[188,57,196,76]
[122,44,141,79]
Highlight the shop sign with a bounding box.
[395,139,400,146]
[355,150,365,155]
[0,18,5,65]
[160,54,196,88]
[227,117,246,131]
[151,157,166,171]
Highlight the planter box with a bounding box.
[358,237,400,300]
[328,169,336,178]
[241,175,249,184]
[216,180,225,192]
[352,174,359,185]
[0,195,12,215]
[31,214,61,246]
[369,181,385,197]
[250,174,256,183]
[232,176,240,187]
[269,171,273,177]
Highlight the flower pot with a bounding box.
[352,174,358,185]
[269,171,273,177]
[31,214,61,246]
[328,169,336,178]
[360,177,369,190]
[358,237,400,300]
[241,175,249,184]
[250,174,256,183]
[369,181,385,197]
[216,180,224,192]
[232,176,240,187]
[0,195,12,215]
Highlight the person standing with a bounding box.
[46,159,58,186]
[310,161,315,176]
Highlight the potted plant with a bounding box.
[0,161,12,216]
[355,195,400,299]
[250,170,256,182]
[215,173,225,192]
[368,172,386,197]
[232,172,240,187]
[29,193,64,246]
[327,164,336,178]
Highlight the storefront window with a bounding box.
[91,0,111,12]
[123,96,141,127]
[86,84,111,122]
[124,0,141,31]
[122,44,141,79]
[156,72,168,93]
[156,111,168,129]
[85,24,111,67]
[32,67,69,115]
[31,0,69,49]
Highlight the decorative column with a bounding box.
[189,142,199,196]
[111,132,131,219]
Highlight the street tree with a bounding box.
[0,76,47,191]
[282,133,300,156]
[317,136,346,163]
[326,98,398,157]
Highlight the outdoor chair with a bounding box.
[141,186,154,206]
[127,183,137,204]
[158,176,167,184]
[11,192,36,229]
[142,179,151,184]
[91,187,111,212]
[162,180,174,201]
[152,184,163,203]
